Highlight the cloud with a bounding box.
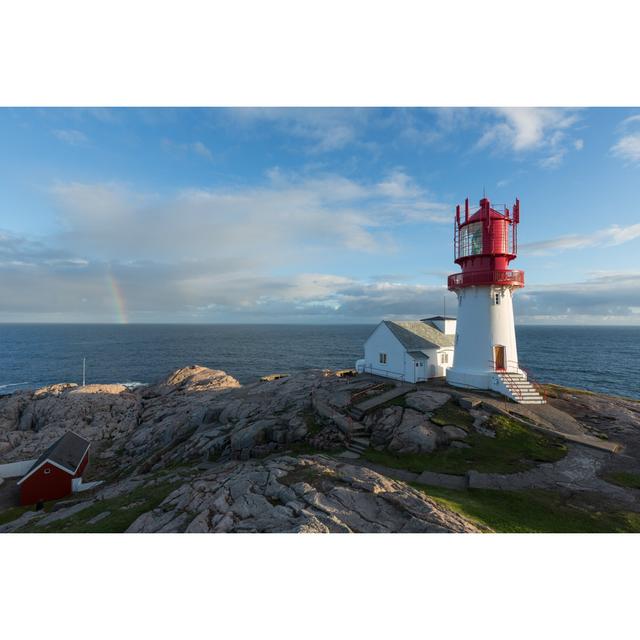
[521,222,640,255]
[0,170,456,322]
[516,272,640,323]
[162,138,212,160]
[610,113,640,164]
[51,129,89,146]
[476,108,582,168]
[611,134,640,162]
[227,108,367,153]
[2,220,640,324]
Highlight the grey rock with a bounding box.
[388,409,440,454]
[405,390,451,414]
[442,425,468,441]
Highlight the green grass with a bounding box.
[602,471,640,490]
[15,480,181,533]
[414,484,640,533]
[362,414,567,475]
[430,400,474,429]
[0,504,33,526]
[303,409,323,436]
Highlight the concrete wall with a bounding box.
[447,285,521,390]
[0,459,36,479]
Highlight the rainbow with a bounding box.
[107,270,129,324]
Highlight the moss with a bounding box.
[413,484,640,533]
[362,414,567,475]
[602,471,640,490]
[430,400,474,430]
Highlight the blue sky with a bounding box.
[1,107,639,324]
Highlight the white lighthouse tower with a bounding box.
[446,196,544,404]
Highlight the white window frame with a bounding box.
[379,353,387,364]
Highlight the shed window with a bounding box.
[44,468,51,475]
[379,353,387,364]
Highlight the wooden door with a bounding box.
[494,345,505,370]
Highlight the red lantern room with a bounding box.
[447,197,524,290]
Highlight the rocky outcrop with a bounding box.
[159,365,241,394]
[126,455,480,533]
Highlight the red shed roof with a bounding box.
[17,431,90,485]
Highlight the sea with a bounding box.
[0,324,638,400]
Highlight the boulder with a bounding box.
[404,390,451,414]
[441,425,468,442]
[388,409,441,454]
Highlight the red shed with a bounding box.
[17,432,91,506]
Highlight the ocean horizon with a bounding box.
[1,323,638,400]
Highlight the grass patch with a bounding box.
[362,414,567,475]
[0,504,33,526]
[602,471,640,490]
[413,484,640,533]
[303,409,323,436]
[430,400,474,430]
[16,480,180,533]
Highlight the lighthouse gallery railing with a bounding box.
[447,269,524,289]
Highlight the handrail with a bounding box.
[351,382,390,403]
[448,269,524,290]
[491,359,546,402]
[362,364,405,382]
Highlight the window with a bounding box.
[44,468,51,475]
[459,222,483,257]
[379,353,387,364]
[441,352,449,364]
[494,293,501,305]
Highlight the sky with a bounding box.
[0,107,639,325]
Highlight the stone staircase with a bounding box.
[496,371,545,404]
[344,424,371,458]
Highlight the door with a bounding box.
[494,345,505,371]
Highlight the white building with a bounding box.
[356,316,456,383]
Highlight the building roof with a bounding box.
[421,316,457,321]
[383,320,455,350]
[18,432,90,484]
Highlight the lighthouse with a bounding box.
[446,196,544,404]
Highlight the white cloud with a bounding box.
[610,113,640,163]
[521,222,640,255]
[162,139,212,160]
[476,108,581,168]
[227,108,367,153]
[51,129,89,146]
[0,167,458,322]
[611,134,640,163]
